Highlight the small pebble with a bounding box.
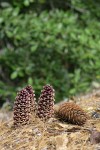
[92,112,100,118]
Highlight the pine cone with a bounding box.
[25,85,36,113]
[37,84,55,120]
[56,102,88,125]
[13,88,31,127]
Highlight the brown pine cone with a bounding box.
[13,88,31,127]
[56,102,88,125]
[25,85,37,113]
[37,84,55,120]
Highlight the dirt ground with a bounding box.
[0,90,100,150]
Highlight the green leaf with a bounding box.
[11,72,18,79]
[28,77,33,85]
[24,0,30,6]
[30,45,38,52]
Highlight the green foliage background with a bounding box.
[0,0,100,104]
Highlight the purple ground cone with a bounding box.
[37,84,55,120]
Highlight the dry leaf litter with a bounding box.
[0,89,100,150]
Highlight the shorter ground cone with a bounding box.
[56,102,88,125]
[37,84,55,120]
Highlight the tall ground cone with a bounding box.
[56,102,88,125]
[37,84,55,120]
[13,88,31,127]
[25,85,36,113]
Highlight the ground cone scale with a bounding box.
[56,102,88,125]
[37,84,55,120]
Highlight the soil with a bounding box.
[0,90,100,150]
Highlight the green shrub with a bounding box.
[0,6,100,103]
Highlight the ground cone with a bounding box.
[13,88,32,127]
[56,102,88,125]
[25,85,36,113]
[37,84,55,120]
